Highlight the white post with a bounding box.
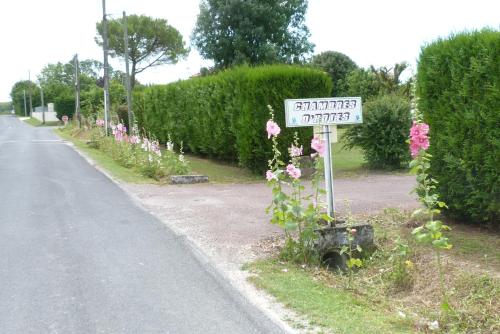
[40,87,45,124]
[323,125,336,219]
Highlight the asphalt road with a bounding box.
[0,116,284,334]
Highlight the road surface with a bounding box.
[0,116,284,333]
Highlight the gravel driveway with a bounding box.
[124,174,418,269]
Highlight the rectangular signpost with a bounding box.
[284,97,363,219]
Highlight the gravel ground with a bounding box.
[124,174,419,270]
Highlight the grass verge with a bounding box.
[247,259,413,333]
[247,209,500,333]
[56,129,155,184]
[23,117,61,127]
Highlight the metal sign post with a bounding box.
[284,97,363,219]
[322,125,335,218]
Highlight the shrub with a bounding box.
[343,94,412,169]
[135,65,332,173]
[417,29,500,225]
[54,93,75,120]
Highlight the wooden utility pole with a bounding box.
[102,0,111,134]
[23,90,27,117]
[123,11,133,132]
[74,54,81,128]
[28,70,33,117]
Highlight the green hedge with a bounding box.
[417,29,500,225]
[134,65,332,173]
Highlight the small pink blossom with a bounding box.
[266,170,276,181]
[286,164,301,179]
[95,119,105,127]
[289,145,303,157]
[311,136,326,157]
[266,120,281,139]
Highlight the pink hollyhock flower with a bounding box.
[286,164,301,179]
[311,136,326,157]
[410,121,429,138]
[289,145,303,157]
[266,120,281,139]
[266,170,276,181]
[409,121,430,157]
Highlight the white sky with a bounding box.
[0,0,499,101]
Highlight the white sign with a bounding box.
[284,97,363,127]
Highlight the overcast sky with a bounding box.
[0,0,498,101]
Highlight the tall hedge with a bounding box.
[417,29,500,225]
[134,65,332,173]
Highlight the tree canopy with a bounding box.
[347,62,412,101]
[311,51,358,96]
[192,0,314,69]
[10,80,41,116]
[96,14,189,88]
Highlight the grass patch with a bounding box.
[23,117,61,127]
[247,259,413,333]
[187,154,262,183]
[56,129,155,184]
[447,225,500,266]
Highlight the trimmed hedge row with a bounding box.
[134,65,332,173]
[417,29,500,225]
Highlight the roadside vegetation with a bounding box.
[57,120,189,183]
[246,212,499,334]
[22,117,61,127]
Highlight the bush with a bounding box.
[417,29,500,225]
[135,65,332,173]
[343,94,412,169]
[54,93,75,120]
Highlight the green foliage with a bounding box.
[54,92,75,120]
[343,94,412,169]
[387,238,414,290]
[135,65,332,173]
[311,51,358,96]
[192,0,313,68]
[96,14,188,88]
[0,101,12,113]
[416,29,500,225]
[347,63,412,101]
[9,80,41,116]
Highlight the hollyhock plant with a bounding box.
[409,118,452,311]
[286,164,301,179]
[264,104,331,264]
[311,136,326,157]
[266,120,281,139]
